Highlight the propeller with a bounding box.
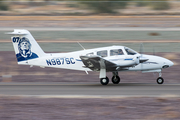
[140,43,144,70]
[153,46,155,56]
[132,43,146,66]
[133,54,140,65]
[139,43,144,56]
[139,43,149,70]
[140,43,144,71]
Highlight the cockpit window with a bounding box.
[97,50,107,57]
[110,49,124,56]
[125,47,137,55]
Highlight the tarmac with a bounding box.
[0,82,180,98]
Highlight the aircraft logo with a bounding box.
[15,37,38,62]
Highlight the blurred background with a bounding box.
[0,0,179,15]
[0,0,180,83]
[0,1,180,120]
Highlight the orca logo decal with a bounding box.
[14,37,38,62]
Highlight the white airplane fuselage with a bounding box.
[20,46,173,73]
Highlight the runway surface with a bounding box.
[0,82,180,97]
[2,27,180,31]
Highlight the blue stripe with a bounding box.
[124,58,133,60]
[76,59,82,61]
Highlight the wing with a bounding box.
[80,55,118,71]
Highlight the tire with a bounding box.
[157,77,164,84]
[100,77,109,85]
[112,76,120,84]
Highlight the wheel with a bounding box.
[100,77,109,85]
[157,77,164,84]
[111,76,120,84]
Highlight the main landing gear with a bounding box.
[157,72,164,84]
[100,77,109,85]
[111,72,120,84]
[100,72,120,85]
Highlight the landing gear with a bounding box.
[112,76,120,84]
[112,72,120,84]
[100,77,109,85]
[157,77,164,84]
[157,72,164,84]
[99,70,120,85]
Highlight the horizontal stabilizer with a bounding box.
[5,29,28,35]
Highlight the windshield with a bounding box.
[125,47,137,55]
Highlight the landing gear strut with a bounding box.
[112,72,120,84]
[157,72,164,84]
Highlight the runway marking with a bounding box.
[0,83,180,86]
[0,95,180,98]
[2,27,180,31]
[1,40,180,43]
[1,16,180,21]
[0,83,180,97]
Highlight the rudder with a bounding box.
[7,29,46,62]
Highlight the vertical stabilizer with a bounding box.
[7,29,46,62]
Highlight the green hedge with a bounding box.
[0,0,9,11]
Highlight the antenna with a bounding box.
[77,42,86,50]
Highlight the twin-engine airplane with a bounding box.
[7,29,173,85]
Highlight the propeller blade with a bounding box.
[133,55,140,65]
[139,43,144,70]
[153,46,155,55]
[139,43,144,56]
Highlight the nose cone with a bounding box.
[168,60,174,67]
[162,59,174,68]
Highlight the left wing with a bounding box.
[80,55,118,71]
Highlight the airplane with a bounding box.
[7,29,174,85]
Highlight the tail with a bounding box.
[6,29,46,63]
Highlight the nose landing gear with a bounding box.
[157,72,164,84]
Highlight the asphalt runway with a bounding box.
[0,82,180,97]
[2,27,180,31]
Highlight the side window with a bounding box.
[110,49,124,56]
[97,50,107,57]
[86,52,94,56]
